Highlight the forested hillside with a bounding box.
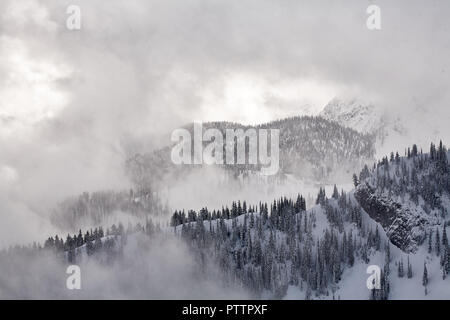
[126,116,375,190]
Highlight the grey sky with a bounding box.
[0,0,449,246]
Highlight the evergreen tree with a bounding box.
[397,258,404,278]
[422,262,428,295]
[443,225,448,247]
[407,256,413,279]
[428,231,433,254]
[435,228,441,256]
[332,185,339,199]
[352,174,359,187]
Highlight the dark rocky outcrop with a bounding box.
[355,182,429,253]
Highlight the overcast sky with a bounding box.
[0,0,449,246]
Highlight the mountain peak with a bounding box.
[319,97,384,135]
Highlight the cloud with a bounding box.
[0,233,250,299]
[0,0,449,246]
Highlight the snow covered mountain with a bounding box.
[319,98,407,156]
[319,98,385,136]
[126,116,376,188]
[4,141,449,299]
[168,141,450,299]
[121,116,376,213]
[355,142,450,253]
[48,116,374,230]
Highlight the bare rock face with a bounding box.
[354,182,429,253]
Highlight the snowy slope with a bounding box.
[170,188,450,300]
[319,97,409,160]
[167,145,450,299]
[4,145,449,300]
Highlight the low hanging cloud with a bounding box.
[0,233,250,299]
[0,0,449,247]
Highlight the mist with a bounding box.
[0,232,250,299]
[0,0,449,287]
